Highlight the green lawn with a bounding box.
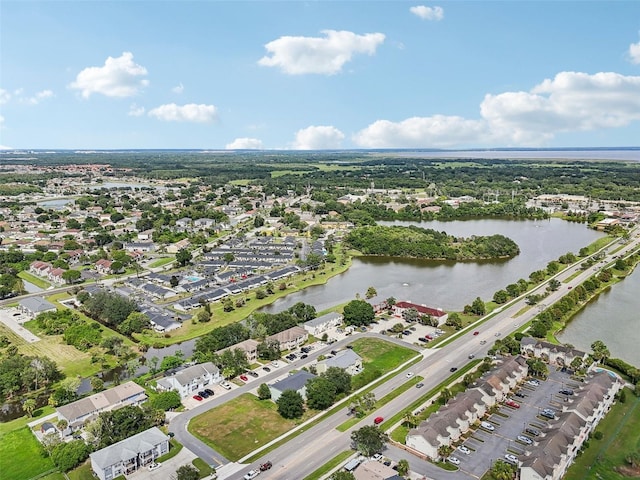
[188,393,311,461]
[67,462,95,480]
[351,337,417,372]
[148,256,175,268]
[564,391,640,480]
[0,406,55,436]
[0,427,56,480]
[18,271,51,289]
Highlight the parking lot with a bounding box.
[446,367,581,477]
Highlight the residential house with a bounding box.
[520,337,588,367]
[18,296,57,318]
[218,339,260,363]
[95,259,113,274]
[48,267,66,284]
[392,301,448,325]
[174,217,192,232]
[266,326,308,351]
[316,349,363,375]
[353,460,403,480]
[155,362,221,399]
[90,427,169,480]
[56,381,147,432]
[303,312,342,336]
[29,261,52,277]
[166,238,191,254]
[269,371,316,402]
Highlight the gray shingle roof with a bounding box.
[271,371,316,393]
[90,427,168,469]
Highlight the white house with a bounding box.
[155,362,221,398]
[269,371,316,402]
[90,427,169,480]
[303,312,342,336]
[316,349,362,376]
[18,296,57,319]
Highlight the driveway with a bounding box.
[0,308,40,343]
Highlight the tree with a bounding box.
[493,289,509,304]
[118,312,150,335]
[365,286,377,299]
[62,269,82,284]
[350,425,387,457]
[591,340,610,364]
[23,398,37,417]
[330,472,356,480]
[343,299,375,327]
[396,458,409,476]
[176,465,200,480]
[149,391,182,411]
[490,459,516,480]
[402,307,420,323]
[257,383,271,400]
[170,275,179,287]
[51,440,91,471]
[547,279,561,291]
[349,392,376,417]
[403,411,418,428]
[306,377,337,410]
[438,444,453,460]
[176,248,192,266]
[322,367,352,395]
[277,390,304,419]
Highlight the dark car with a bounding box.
[450,367,458,372]
[525,427,541,436]
[402,330,411,335]
[559,389,574,396]
[418,337,428,342]
[198,391,209,398]
[263,366,271,372]
[514,391,525,398]
[204,389,214,396]
[346,345,354,349]
[300,354,308,359]
[260,461,272,471]
[247,371,259,378]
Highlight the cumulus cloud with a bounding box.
[0,89,10,104]
[629,40,640,64]
[410,5,444,21]
[128,104,145,117]
[291,125,345,149]
[70,52,149,98]
[148,103,217,122]
[353,116,487,148]
[258,29,385,75]
[354,71,640,148]
[225,137,264,149]
[172,83,184,94]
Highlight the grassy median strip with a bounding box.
[302,450,354,480]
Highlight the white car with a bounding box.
[270,361,279,368]
[517,435,533,445]
[480,421,495,431]
[458,445,471,455]
[527,379,540,386]
[372,453,383,461]
[148,463,162,471]
[406,372,414,379]
[220,381,232,390]
[504,454,518,464]
[244,470,260,480]
[447,456,460,466]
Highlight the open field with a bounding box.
[188,393,309,461]
[0,406,55,436]
[149,256,175,268]
[0,427,56,480]
[18,271,51,289]
[564,390,640,480]
[351,337,417,371]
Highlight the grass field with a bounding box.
[351,337,416,371]
[0,406,55,436]
[148,256,175,268]
[564,391,640,480]
[0,427,56,480]
[67,462,94,480]
[18,271,51,289]
[188,393,310,461]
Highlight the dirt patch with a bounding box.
[615,465,640,477]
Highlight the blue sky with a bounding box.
[1,1,640,150]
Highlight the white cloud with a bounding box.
[629,40,640,64]
[291,125,345,149]
[354,71,640,148]
[172,83,184,94]
[0,89,10,104]
[225,137,264,149]
[258,30,385,75]
[148,103,217,122]
[128,104,145,117]
[70,52,149,98]
[410,5,444,21]
[353,116,487,148]
[25,90,54,105]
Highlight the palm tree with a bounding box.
[491,459,515,480]
[23,398,37,417]
[437,444,453,461]
[404,411,418,428]
[396,459,409,476]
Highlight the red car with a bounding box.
[260,461,272,471]
[426,335,433,340]
[240,375,249,381]
[193,395,203,401]
[374,416,384,425]
[473,331,480,336]
[505,400,520,408]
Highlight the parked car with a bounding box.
[374,416,384,425]
[517,435,533,445]
[541,410,555,419]
[247,371,259,378]
[418,337,428,342]
[220,381,232,390]
[300,354,308,359]
[447,456,460,466]
[262,366,271,372]
[271,361,280,367]
[480,421,495,431]
[514,391,525,398]
[383,459,392,466]
[372,453,383,461]
[198,390,209,398]
[504,454,518,464]
[425,335,433,340]
[458,445,471,455]
[259,461,272,471]
[240,375,249,381]
[243,469,260,479]
[192,395,203,401]
[148,462,162,471]
[402,330,411,335]
[559,388,574,396]
[525,427,541,436]
[204,388,214,396]
[505,400,520,408]
[527,379,540,386]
